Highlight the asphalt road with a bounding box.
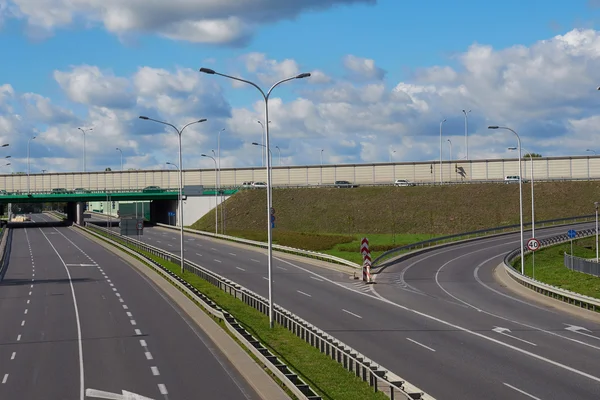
[0,213,259,400]
[109,219,600,400]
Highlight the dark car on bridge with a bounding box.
[51,188,71,194]
[142,185,164,193]
[74,187,91,194]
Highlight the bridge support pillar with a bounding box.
[76,202,85,226]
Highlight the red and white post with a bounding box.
[361,237,372,283]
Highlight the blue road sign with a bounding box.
[168,211,176,217]
[271,215,275,222]
[568,229,577,239]
[271,222,275,228]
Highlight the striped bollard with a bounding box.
[361,238,372,283]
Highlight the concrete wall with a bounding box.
[3,155,599,192]
[183,195,230,227]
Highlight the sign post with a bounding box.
[568,229,577,270]
[270,207,275,229]
[526,238,540,279]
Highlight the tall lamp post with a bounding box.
[447,139,453,182]
[275,146,281,166]
[200,67,310,328]
[201,154,218,235]
[439,119,446,184]
[116,148,123,171]
[257,121,271,167]
[78,127,93,172]
[462,110,471,160]
[139,116,207,274]
[252,142,273,207]
[217,128,225,234]
[27,136,36,193]
[490,126,524,274]
[166,162,179,225]
[595,202,599,263]
[389,148,396,163]
[320,149,324,185]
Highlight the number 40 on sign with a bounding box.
[526,238,540,252]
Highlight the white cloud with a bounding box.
[5,0,375,44]
[4,28,600,173]
[342,55,386,81]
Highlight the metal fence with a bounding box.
[564,253,600,277]
[83,223,433,400]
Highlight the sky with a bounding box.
[1,0,600,173]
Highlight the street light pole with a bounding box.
[201,154,218,235]
[139,116,207,275]
[78,127,93,172]
[217,128,225,234]
[257,121,271,167]
[252,142,273,207]
[439,119,446,184]
[447,139,452,182]
[462,109,471,160]
[116,148,123,171]
[491,126,524,275]
[275,146,281,166]
[27,136,36,194]
[320,149,324,185]
[200,67,310,328]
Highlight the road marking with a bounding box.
[297,290,312,297]
[109,283,114,287]
[39,228,86,400]
[116,293,121,297]
[406,338,436,352]
[2,374,7,384]
[127,312,133,317]
[565,325,600,341]
[156,240,162,243]
[10,352,15,360]
[274,254,600,385]
[139,340,147,347]
[342,309,362,319]
[158,384,168,395]
[112,288,117,292]
[130,320,137,326]
[276,266,288,271]
[211,248,217,251]
[122,305,128,310]
[29,285,32,289]
[492,327,537,346]
[503,383,541,399]
[26,300,30,304]
[310,276,323,282]
[119,298,124,303]
[151,366,160,376]
[135,329,142,336]
[236,267,246,271]
[251,259,260,263]
[24,309,28,314]
[16,335,21,341]
[145,352,153,360]
[214,259,222,263]
[107,279,111,283]
[167,244,173,247]
[21,320,25,326]
[196,253,203,257]
[229,253,237,256]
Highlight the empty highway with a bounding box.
[0,214,262,400]
[92,217,600,399]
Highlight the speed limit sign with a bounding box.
[526,238,540,252]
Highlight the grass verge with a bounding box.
[512,237,600,301]
[88,228,389,400]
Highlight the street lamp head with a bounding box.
[201,154,208,157]
[199,68,216,75]
[508,147,517,150]
[198,118,207,123]
[5,156,10,158]
[597,86,600,91]
[139,116,149,120]
[251,142,259,146]
[488,126,499,129]
[296,72,311,79]
[0,144,8,147]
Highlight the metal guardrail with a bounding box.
[84,223,433,400]
[155,223,361,269]
[564,253,600,277]
[373,214,597,267]
[503,229,600,312]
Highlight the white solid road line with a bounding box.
[406,338,436,352]
[342,309,363,319]
[39,228,86,400]
[503,383,542,399]
[297,290,312,297]
[274,255,600,385]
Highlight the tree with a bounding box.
[105,167,112,171]
[524,153,542,158]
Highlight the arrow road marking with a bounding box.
[565,324,600,341]
[492,327,537,346]
[86,388,155,399]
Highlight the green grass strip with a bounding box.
[89,228,388,400]
[512,236,600,302]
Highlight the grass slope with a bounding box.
[191,182,600,262]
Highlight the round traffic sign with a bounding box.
[526,238,540,252]
[137,221,143,230]
[270,207,275,215]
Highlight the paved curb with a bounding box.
[72,227,291,400]
[494,263,600,324]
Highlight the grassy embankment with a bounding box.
[515,237,600,300]
[192,182,600,263]
[89,227,388,400]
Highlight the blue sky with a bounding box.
[1,0,600,172]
